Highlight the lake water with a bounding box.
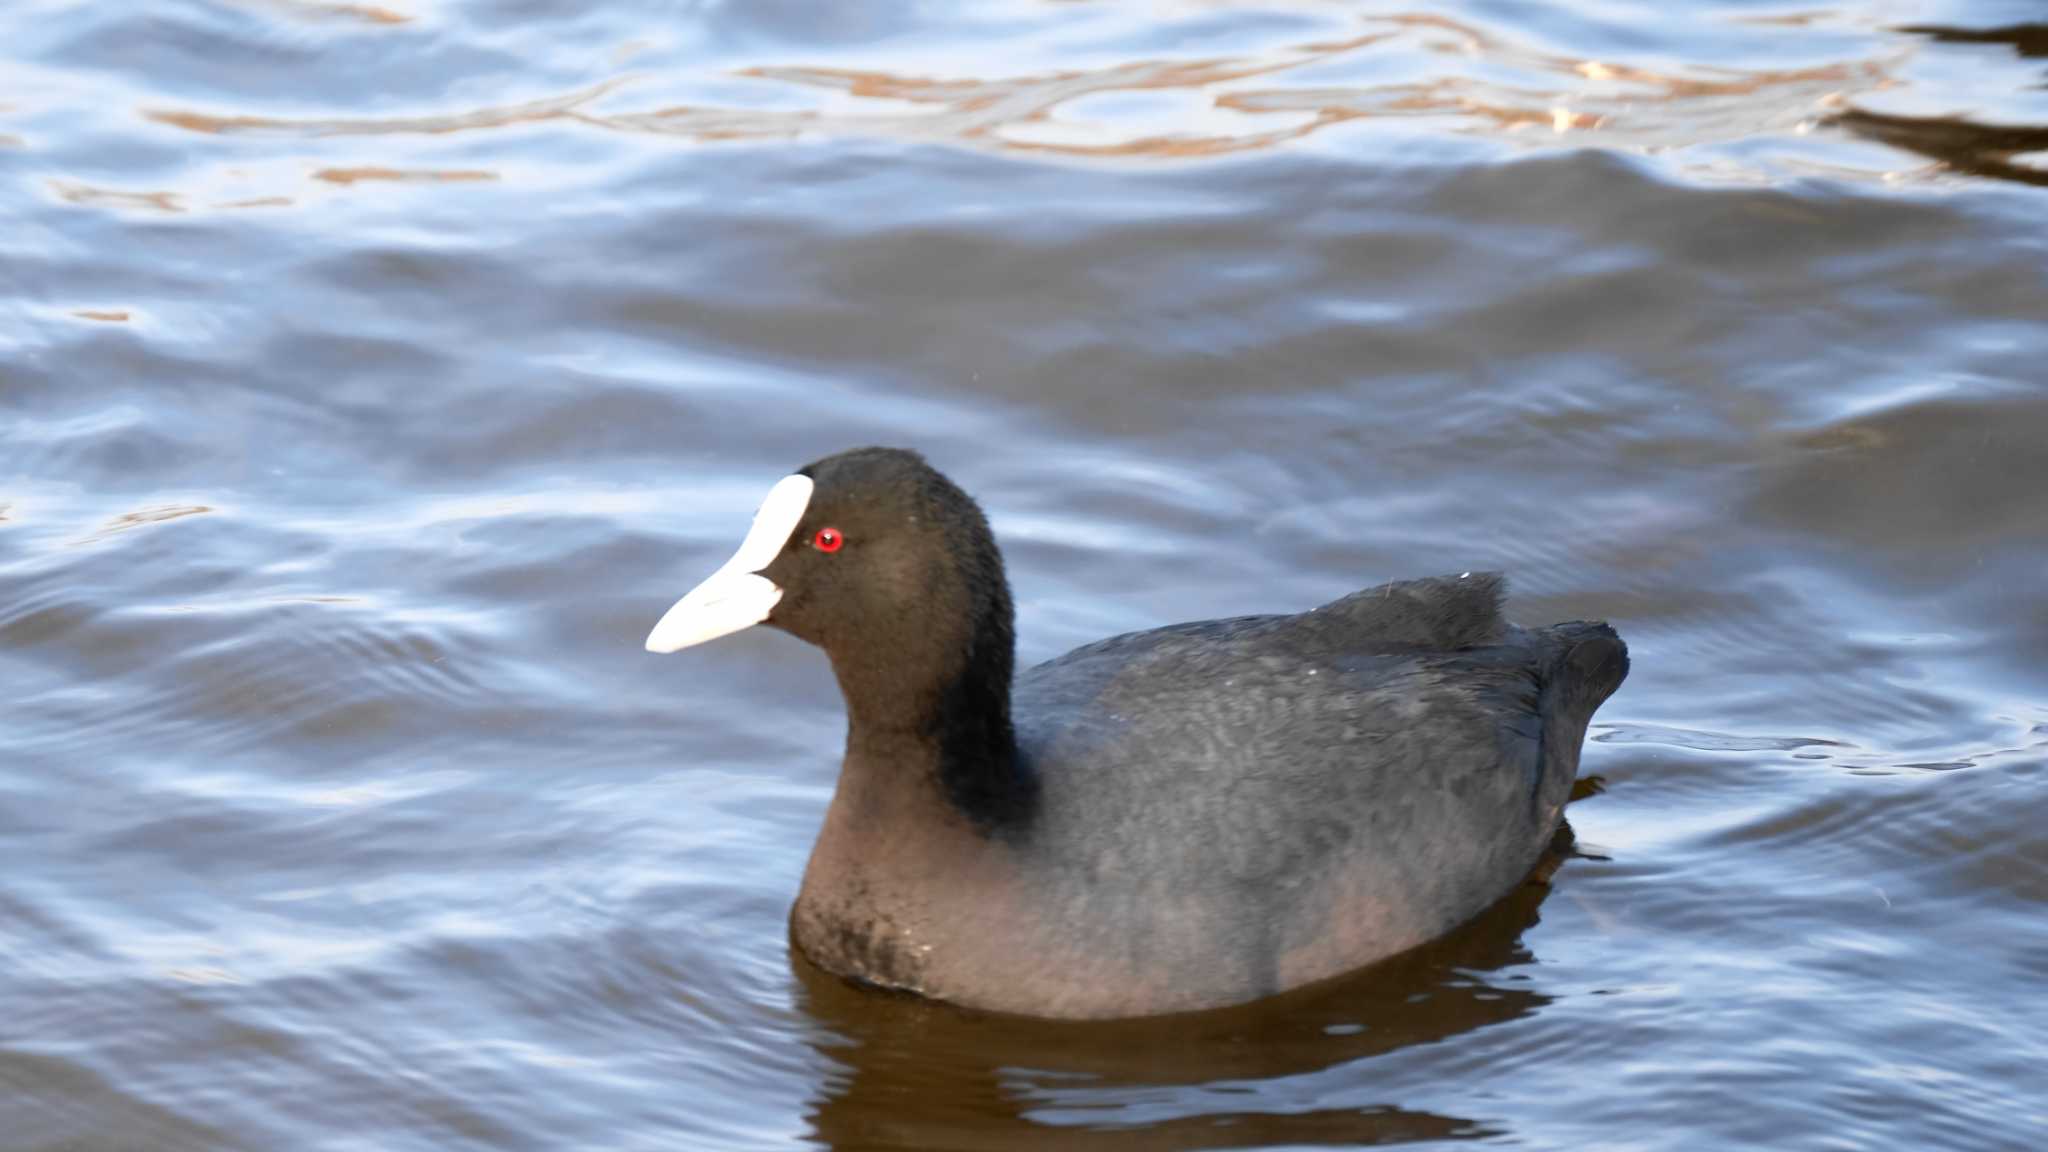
[4,2,2046,1149]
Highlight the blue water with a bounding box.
[4,2,2046,1149]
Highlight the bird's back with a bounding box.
[1005,573,1626,1011]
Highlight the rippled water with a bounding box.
[5,2,2047,1149]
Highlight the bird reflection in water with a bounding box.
[791,824,1589,1151]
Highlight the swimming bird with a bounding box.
[646,447,1627,1019]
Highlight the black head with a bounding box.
[761,448,1012,684]
[646,448,1028,826]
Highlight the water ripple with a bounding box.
[5,2,2047,1150]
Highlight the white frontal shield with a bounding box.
[645,474,814,654]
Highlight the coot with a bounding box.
[647,447,1627,1019]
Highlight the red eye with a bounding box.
[812,527,843,553]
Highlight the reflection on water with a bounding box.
[799,839,1568,1151]
[252,0,410,25]
[1899,21,2047,57]
[115,8,2039,189]
[145,82,627,139]
[78,505,215,545]
[50,181,187,214]
[140,12,1892,162]
[1832,22,2048,187]
[310,167,498,186]
[1834,107,2048,186]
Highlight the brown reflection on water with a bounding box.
[52,181,185,214]
[683,29,1396,158]
[1897,21,2047,58]
[1834,22,2048,187]
[137,12,1896,163]
[145,81,623,138]
[1203,13,1889,156]
[795,835,1575,1151]
[105,6,2048,201]
[1833,109,2048,187]
[221,0,412,25]
[311,166,497,186]
[1218,57,1869,150]
[74,505,214,546]
[573,10,1884,161]
[51,167,493,217]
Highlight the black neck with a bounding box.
[832,593,1035,836]
[929,623,1033,833]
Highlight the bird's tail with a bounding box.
[1545,621,1629,720]
[1530,621,1629,820]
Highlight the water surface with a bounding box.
[4,2,2046,1149]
